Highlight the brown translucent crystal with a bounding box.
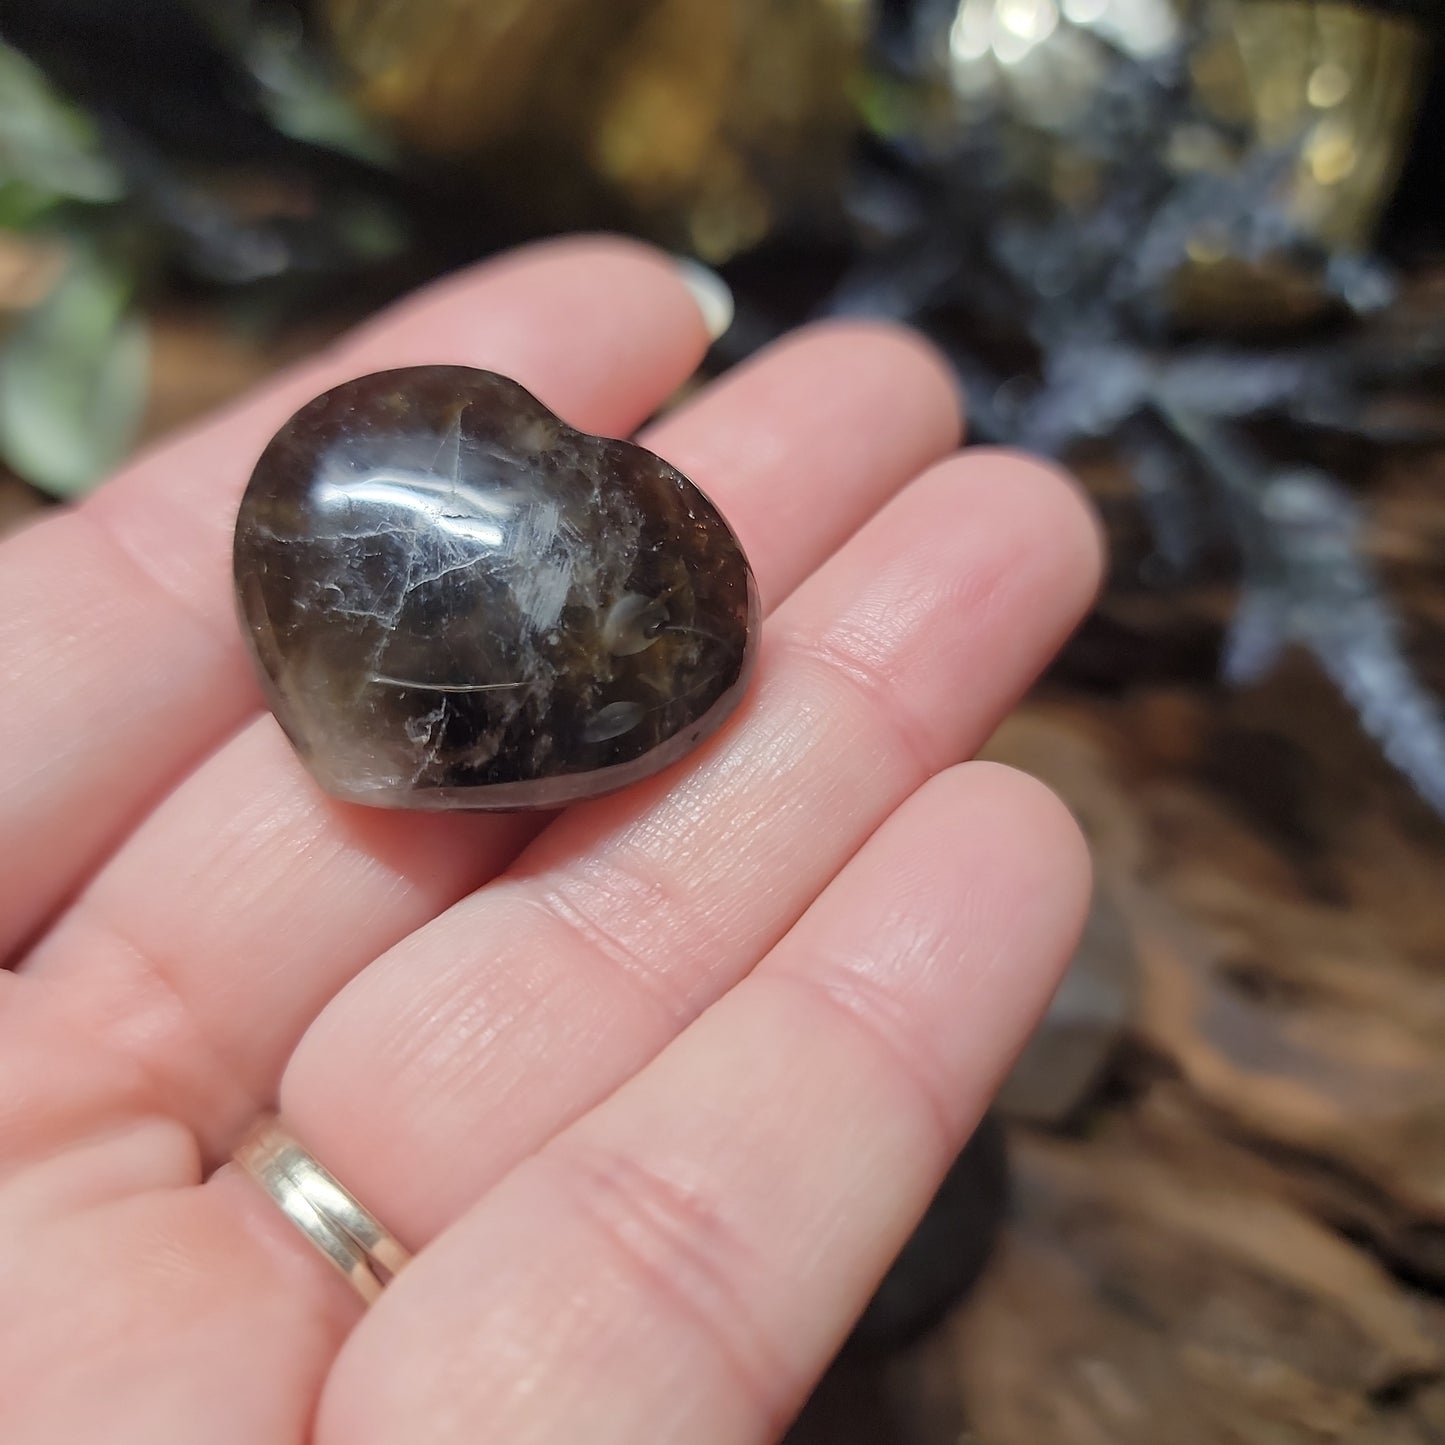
[233,366,758,809]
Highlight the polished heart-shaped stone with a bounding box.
[233,366,758,809]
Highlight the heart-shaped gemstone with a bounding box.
[233,366,758,809]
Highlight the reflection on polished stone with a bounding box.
[234,366,758,809]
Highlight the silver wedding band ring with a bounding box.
[234,1115,410,1304]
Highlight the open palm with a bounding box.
[0,237,1098,1444]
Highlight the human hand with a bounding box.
[0,237,1099,1444]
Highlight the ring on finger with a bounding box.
[234,1115,410,1305]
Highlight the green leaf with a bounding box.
[0,251,149,498]
[0,41,124,212]
[0,177,63,229]
[192,5,396,166]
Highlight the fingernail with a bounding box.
[674,256,734,342]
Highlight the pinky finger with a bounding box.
[322,762,1091,1445]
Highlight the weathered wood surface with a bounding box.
[794,579,1445,1441]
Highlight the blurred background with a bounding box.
[3,1,1445,1439]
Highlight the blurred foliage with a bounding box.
[0,41,141,490]
[0,42,122,225]
[0,244,146,496]
[0,0,407,499]
[207,3,395,164]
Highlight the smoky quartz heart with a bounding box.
[233,366,759,810]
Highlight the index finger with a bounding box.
[0,238,715,958]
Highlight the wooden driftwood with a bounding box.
[794,608,1445,1441]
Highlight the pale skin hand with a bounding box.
[0,237,1100,1445]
